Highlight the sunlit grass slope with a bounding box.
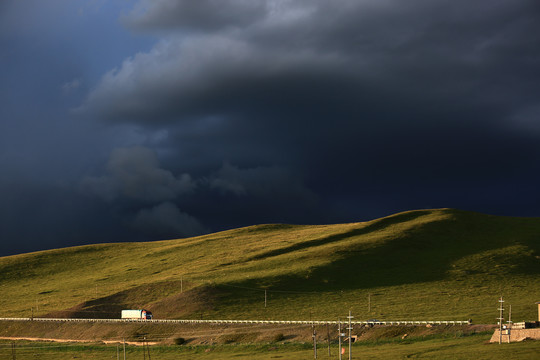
[1,209,539,323]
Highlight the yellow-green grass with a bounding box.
[1,334,539,360]
[1,208,539,323]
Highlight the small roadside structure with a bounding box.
[490,301,540,343]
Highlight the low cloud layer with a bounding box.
[132,202,209,238]
[79,146,319,242]
[82,146,195,203]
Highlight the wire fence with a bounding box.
[0,341,155,360]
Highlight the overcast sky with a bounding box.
[1,0,539,256]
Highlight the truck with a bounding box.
[121,309,153,320]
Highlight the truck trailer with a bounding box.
[121,309,153,320]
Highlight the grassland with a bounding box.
[1,333,539,360]
[0,208,539,325]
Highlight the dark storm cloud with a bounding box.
[81,146,195,203]
[75,0,540,228]
[80,146,209,239]
[82,0,540,126]
[79,144,319,239]
[124,0,267,32]
[0,179,129,255]
[3,0,540,256]
[208,162,317,203]
[132,202,209,238]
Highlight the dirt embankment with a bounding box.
[0,320,496,346]
[0,336,156,346]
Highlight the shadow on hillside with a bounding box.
[42,281,207,319]
[230,210,540,292]
[244,210,435,263]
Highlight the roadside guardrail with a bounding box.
[0,317,470,325]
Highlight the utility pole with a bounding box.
[347,311,353,360]
[498,296,504,344]
[143,336,146,360]
[326,323,331,357]
[507,304,512,343]
[123,337,126,360]
[312,324,317,359]
[338,319,343,360]
[11,342,16,360]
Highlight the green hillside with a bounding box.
[1,208,539,323]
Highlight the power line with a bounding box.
[218,282,321,294]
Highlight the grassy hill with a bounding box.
[1,208,539,323]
